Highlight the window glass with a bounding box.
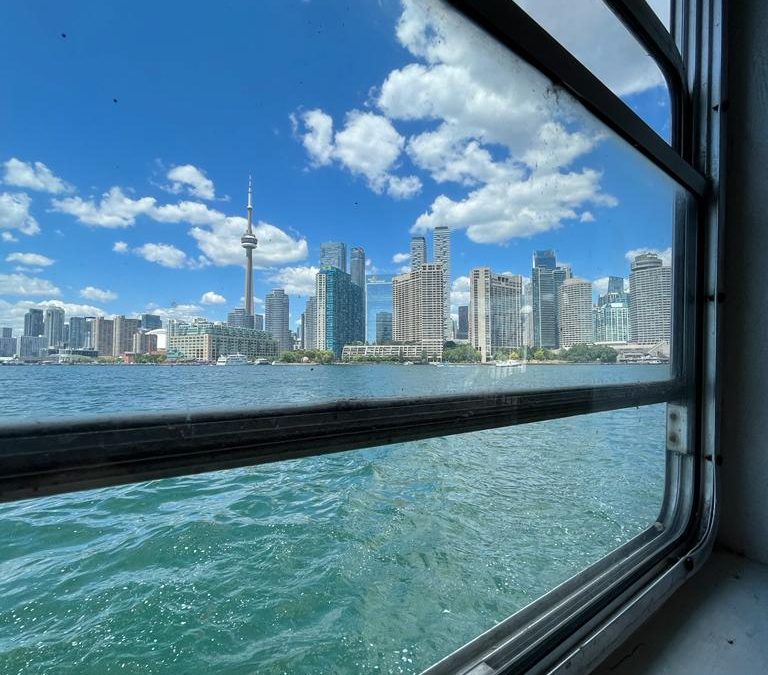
[0,406,665,672]
[514,0,673,141]
[0,0,682,424]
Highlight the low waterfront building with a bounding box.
[341,344,436,361]
[167,320,278,362]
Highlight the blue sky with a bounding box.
[0,0,676,332]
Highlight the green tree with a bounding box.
[443,343,481,363]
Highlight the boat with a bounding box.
[216,354,251,366]
[254,358,271,365]
[495,359,522,367]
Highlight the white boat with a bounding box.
[495,359,522,367]
[254,358,271,365]
[216,354,251,366]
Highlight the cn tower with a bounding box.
[241,177,258,321]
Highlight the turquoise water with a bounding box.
[0,365,667,673]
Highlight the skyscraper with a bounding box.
[227,307,254,330]
[68,316,89,349]
[392,263,444,360]
[23,308,44,337]
[141,313,162,331]
[302,297,317,350]
[469,268,524,362]
[1,327,12,338]
[265,289,292,354]
[113,316,141,356]
[375,312,393,344]
[629,252,672,344]
[90,317,114,356]
[433,226,451,341]
[456,305,469,341]
[558,278,594,348]
[241,178,258,323]
[607,275,625,295]
[44,307,65,348]
[365,274,393,343]
[410,236,427,271]
[594,298,630,343]
[320,241,347,271]
[350,246,366,287]
[316,267,364,358]
[0,328,16,357]
[531,249,571,348]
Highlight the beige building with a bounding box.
[392,263,445,360]
[167,320,278,362]
[469,267,524,362]
[558,278,594,348]
[89,317,114,356]
[113,316,141,356]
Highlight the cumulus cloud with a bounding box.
[190,217,308,268]
[295,108,421,199]
[79,286,117,302]
[2,158,73,194]
[625,246,672,267]
[113,241,129,253]
[134,243,190,269]
[450,275,470,308]
[267,266,319,296]
[0,192,40,236]
[52,187,156,228]
[200,291,226,305]
[580,211,595,222]
[5,252,54,267]
[1,232,18,242]
[0,274,61,296]
[144,303,203,323]
[392,252,410,263]
[164,164,216,200]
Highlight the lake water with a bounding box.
[0,364,668,674]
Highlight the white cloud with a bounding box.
[113,241,129,253]
[450,275,470,308]
[0,274,61,296]
[165,164,216,200]
[0,192,40,236]
[2,158,73,194]
[625,246,672,267]
[267,266,319,296]
[79,286,117,302]
[1,232,18,242]
[392,252,410,263]
[144,303,204,323]
[190,218,308,268]
[152,201,224,225]
[5,252,55,267]
[580,211,595,222]
[295,108,421,198]
[52,187,156,228]
[134,243,189,269]
[200,291,226,305]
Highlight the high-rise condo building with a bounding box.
[132,331,159,354]
[594,295,630,343]
[254,313,264,331]
[241,178,258,325]
[350,246,366,287]
[18,336,48,360]
[469,268,524,362]
[68,316,89,349]
[0,328,16,357]
[375,311,393,344]
[227,307,254,330]
[301,297,317,349]
[44,307,65,348]
[410,236,427,272]
[456,305,469,341]
[531,249,572,348]
[629,252,672,344]
[433,226,451,341]
[23,308,44,337]
[392,263,445,360]
[365,274,393,343]
[558,278,594,348]
[320,241,347,272]
[607,275,625,296]
[141,313,162,331]
[316,267,364,358]
[90,317,115,356]
[113,316,141,356]
[265,289,292,354]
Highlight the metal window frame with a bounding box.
[0,0,723,673]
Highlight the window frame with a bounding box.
[0,0,723,672]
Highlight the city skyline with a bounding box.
[1,1,674,335]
